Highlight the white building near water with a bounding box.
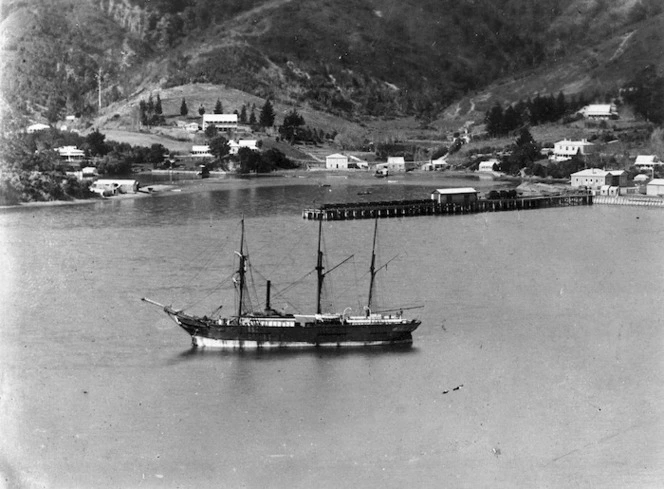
[646,179,664,196]
[570,168,627,190]
[550,139,594,162]
[202,114,238,131]
[430,188,478,205]
[326,153,349,170]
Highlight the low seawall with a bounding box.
[303,193,593,220]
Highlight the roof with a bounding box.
[432,187,478,195]
[571,168,624,177]
[581,104,617,116]
[192,145,210,151]
[555,139,594,146]
[326,153,347,159]
[202,114,238,122]
[635,155,660,165]
[56,146,85,156]
[387,156,405,164]
[647,179,664,186]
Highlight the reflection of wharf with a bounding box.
[302,193,593,220]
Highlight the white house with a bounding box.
[191,145,213,158]
[229,139,259,155]
[27,123,50,133]
[185,122,200,133]
[326,153,349,170]
[202,114,238,131]
[570,168,627,190]
[478,159,499,172]
[430,188,478,205]
[56,146,86,163]
[634,155,662,168]
[423,156,449,171]
[646,179,664,196]
[386,156,406,172]
[550,139,594,162]
[579,104,618,120]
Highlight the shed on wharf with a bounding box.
[430,188,479,205]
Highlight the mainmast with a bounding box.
[235,218,247,318]
[367,217,378,316]
[315,217,325,314]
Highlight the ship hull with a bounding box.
[169,310,419,349]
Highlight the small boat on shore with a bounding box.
[143,218,421,348]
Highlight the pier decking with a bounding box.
[303,193,593,220]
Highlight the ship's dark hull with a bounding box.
[169,310,419,348]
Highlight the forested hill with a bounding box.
[1,0,663,124]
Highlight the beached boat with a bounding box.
[142,219,421,348]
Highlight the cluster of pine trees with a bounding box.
[138,94,165,127]
[484,92,592,137]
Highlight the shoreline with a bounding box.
[0,170,574,211]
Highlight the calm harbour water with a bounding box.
[1,173,663,488]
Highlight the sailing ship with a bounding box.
[142,219,421,348]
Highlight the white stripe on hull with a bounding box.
[191,335,412,349]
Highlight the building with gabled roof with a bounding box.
[579,104,618,120]
[571,168,626,190]
[202,114,238,131]
[431,188,478,205]
[634,155,662,168]
[550,139,594,162]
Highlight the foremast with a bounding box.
[235,218,248,319]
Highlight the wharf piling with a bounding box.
[302,193,593,220]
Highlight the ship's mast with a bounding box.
[235,218,247,318]
[367,217,379,316]
[315,217,325,314]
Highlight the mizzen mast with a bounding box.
[367,217,378,316]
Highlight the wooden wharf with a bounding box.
[302,193,593,220]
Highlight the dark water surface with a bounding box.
[2,174,663,488]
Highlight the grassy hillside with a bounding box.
[1,0,663,126]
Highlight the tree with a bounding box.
[180,98,188,117]
[249,108,257,126]
[155,94,163,116]
[214,99,223,114]
[239,104,247,124]
[259,99,275,127]
[485,103,504,137]
[84,129,108,157]
[209,135,230,160]
[198,105,205,116]
[623,65,664,124]
[236,147,263,173]
[204,124,218,140]
[280,109,305,143]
